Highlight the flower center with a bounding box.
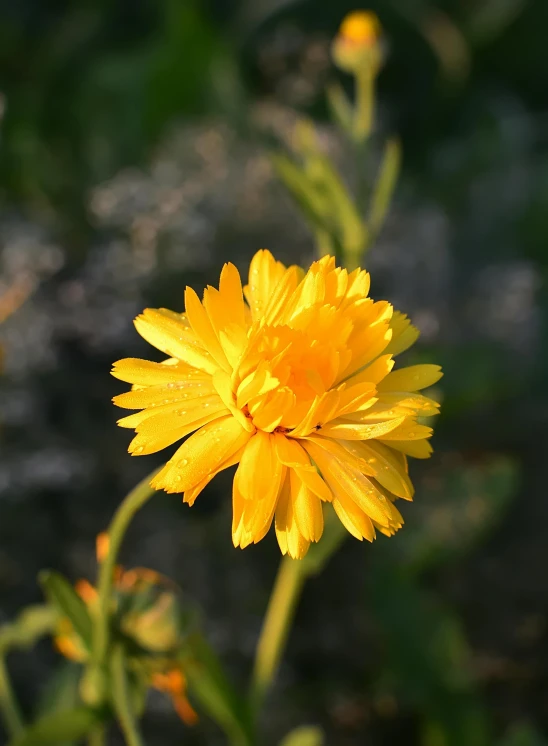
[235,324,339,433]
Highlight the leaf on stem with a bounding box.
[7,708,103,746]
[367,137,401,241]
[181,633,252,746]
[39,572,92,650]
[0,606,58,654]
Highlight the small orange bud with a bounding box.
[96,532,110,563]
[339,10,381,47]
[152,668,198,726]
[332,10,383,75]
[75,578,99,605]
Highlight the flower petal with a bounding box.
[134,309,217,374]
[377,364,443,392]
[184,287,231,372]
[340,440,414,500]
[318,415,406,440]
[151,416,252,493]
[385,311,419,356]
[111,358,202,386]
[290,469,324,542]
[303,439,392,528]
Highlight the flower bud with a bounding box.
[332,10,383,75]
[121,590,182,653]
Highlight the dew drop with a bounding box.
[134,446,144,455]
[181,459,189,466]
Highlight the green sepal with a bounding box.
[39,571,92,649]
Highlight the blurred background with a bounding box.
[0,0,547,744]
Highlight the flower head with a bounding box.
[339,10,381,47]
[332,10,383,75]
[112,251,442,559]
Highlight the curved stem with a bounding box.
[249,556,305,717]
[0,655,24,738]
[353,68,374,143]
[110,645,144,746]
[82,469,159,705]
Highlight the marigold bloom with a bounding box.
[112,251,442,559]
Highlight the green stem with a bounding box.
[249,556,306,717]
[353,68,374,143]
[110,645,144,746]
[0,655,24,738]
[82,469,159,705]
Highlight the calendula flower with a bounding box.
[112,251,441,559]
[54,534,198,726]
[332,10,383,75]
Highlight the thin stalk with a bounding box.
[82,469,159,705]
[353,68,374,143]
[0,655,24,738]
[110,645,144,746]
[249,556,306,717]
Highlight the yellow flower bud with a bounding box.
[340,10,380,46]
[332,10,383,75]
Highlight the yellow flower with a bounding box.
[339,10,381,47]
[112,251,442,559]
[332,10,383,75]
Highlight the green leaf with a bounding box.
[36,662,81,716]
[35,663,82,746]
[271,154,337,240]
[0,606,58,654]
[279,725,325,746]
[39,571,92,649]
[368,137,401,241]
[181,633,251,746]
[326,82,354,134]
[8,708,102,746]
[309,154,367,263]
